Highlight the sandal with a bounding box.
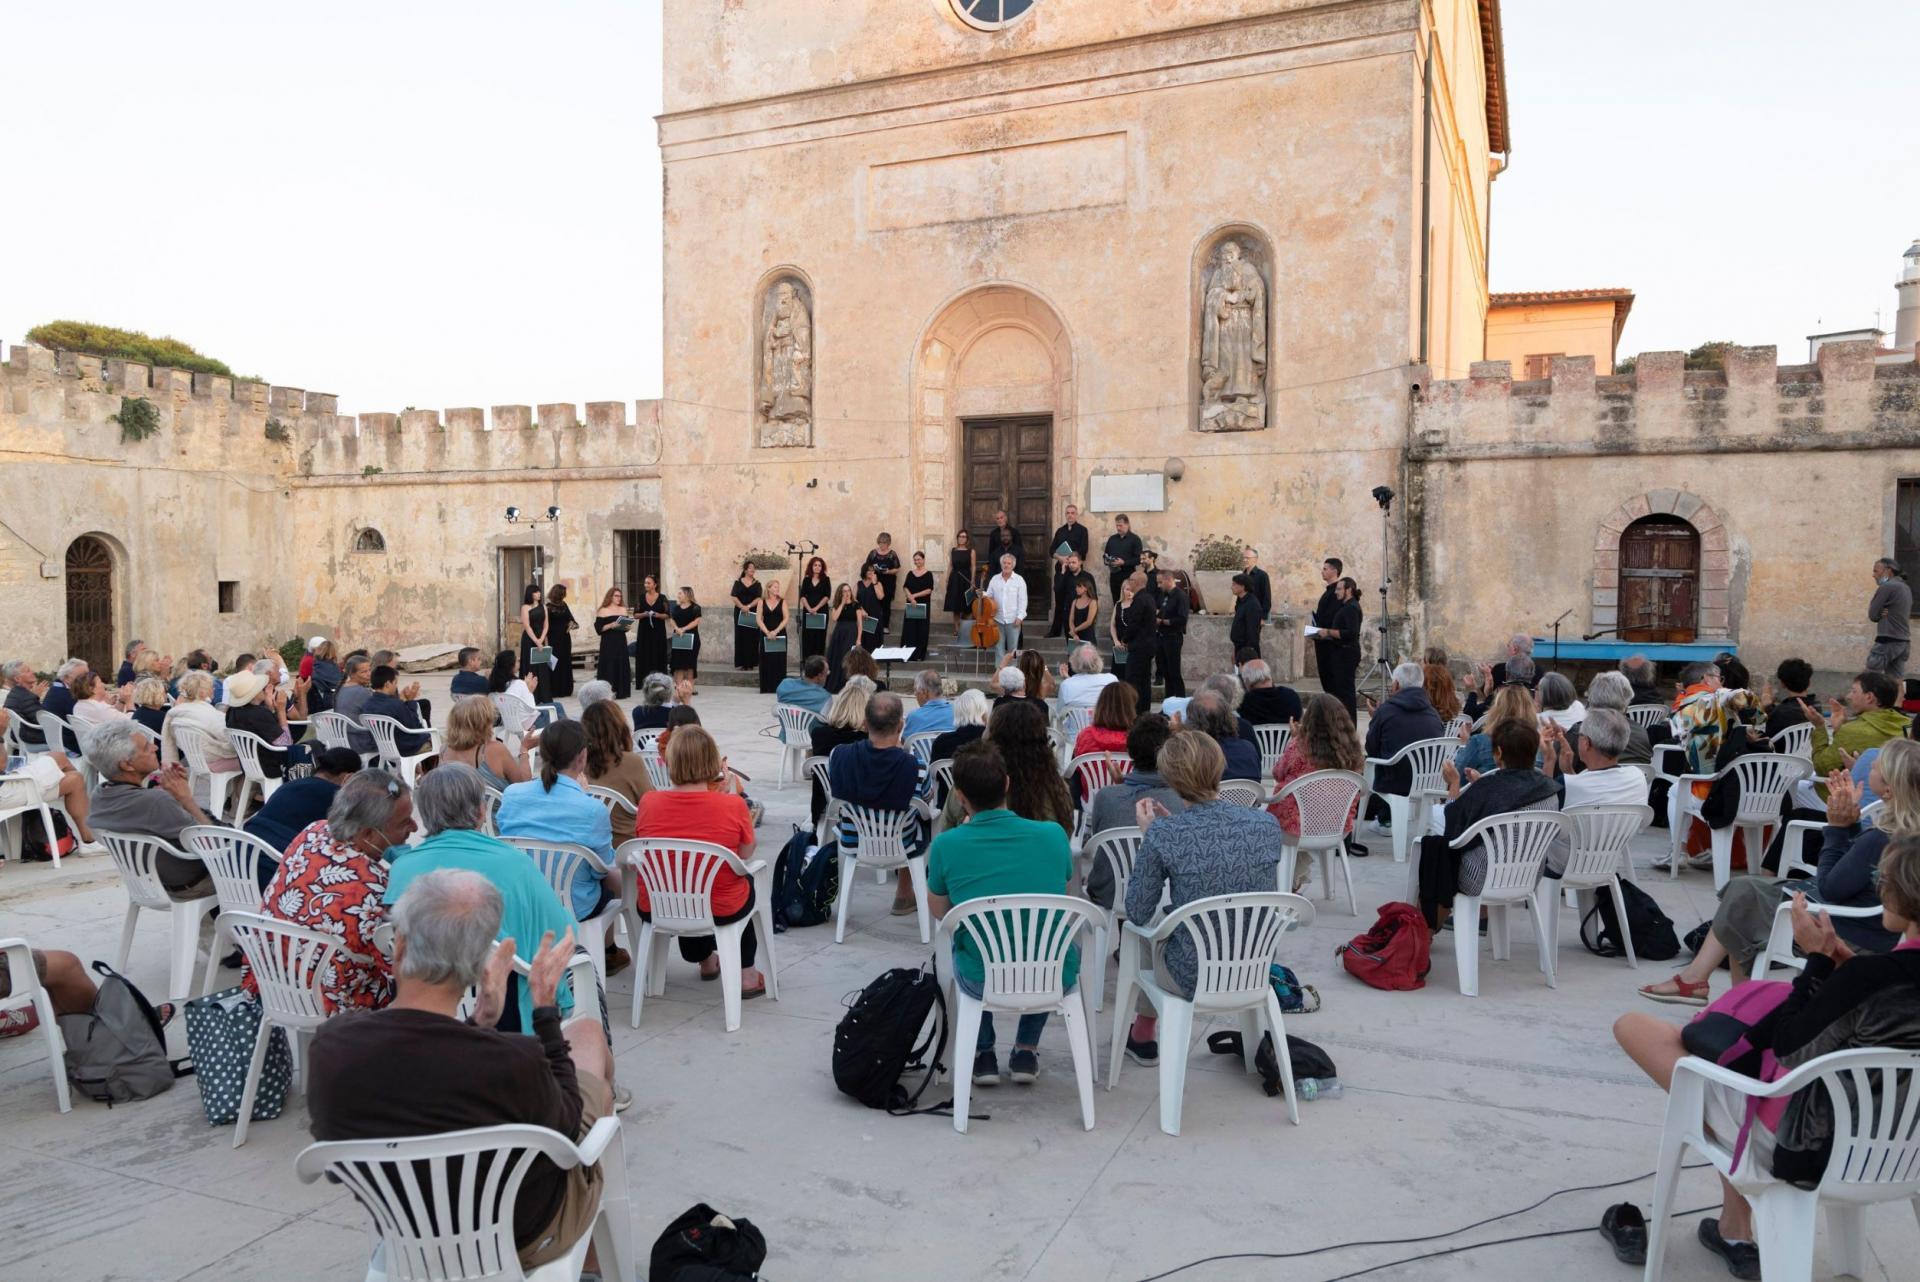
[1638,974,1711,1007]
[1696,1218,1760,1280]
[1598,1203,1647,1265]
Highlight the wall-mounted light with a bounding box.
[505,505,521,522]
[546,505,561,520]
[1163,457,1186,483]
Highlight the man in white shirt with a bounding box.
[1541,708,1650,874]
[1056,644,1118,709]
[984,553,1027,666]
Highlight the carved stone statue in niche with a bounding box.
[1198,238,1268,432]
[757,278,813,447]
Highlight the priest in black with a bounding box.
[1153,568,1189,698]
[1115,570,1157,708]
[861,533,902,633]
[985,510,1022,581]
[1320,574,1363,719]
[1046,504,1091,637]
[1101,514,1142,603]
[1241,547,1273,621]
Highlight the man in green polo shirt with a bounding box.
[927,740,1079,1087]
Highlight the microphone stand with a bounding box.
[1549,608,1573,672]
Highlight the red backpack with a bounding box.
[1337,902,1431,990]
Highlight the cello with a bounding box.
[969,586,1000,651]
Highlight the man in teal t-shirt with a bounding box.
[926,740,1079,1087]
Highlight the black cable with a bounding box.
[1131,1164,1713,1282]
[1314,1207,1719,1282]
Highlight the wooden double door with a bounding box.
[963,416,1053,620]
[1619,516,1699,642]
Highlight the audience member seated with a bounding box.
[929,688,989,769]
[69,670,132,734]
[1455,683,1536,775]
[1639,740,1920,1006]
[1808,670,1910,782]
[0,944,116,1029]
[1574,671,1652,764]
[829,691,925,915]
[631,671,674,733]
[1085,713,1184,907]
[1416,719,1560,929]
[1763,657,1822,736]
[1268,693,1366,885]
[775,655,833,721]
[992,665,1029,707]
[632,725,767,998]
[1056,644,1117,710]
[1072,681,1136,761]
[3,659,50,747]
[1463,652,1537,722]
[39,658,85,752]
[0,739,103,854]
[903,669,954,739]
[1364,661,1446,821]
[224,670,308,777]
[1670,661,1734,770]
[160,670,239,805]
[440,695,529,792]
[1195,672,1257,743]
[949,699,1073,837]
[248,769,414,1012]
[333,656,377,755]
[307,870,618,1277]
[809,676,874,824]
[1538,709,1650,877]
[1121,730,1286,1066]
[1422,661,1462,727]
[306,639,343,712]
[449,646,490,698]
[130,678,170,737]
[491,649,555,730]
[582,700,651,843]
[1614,845,1920,1279]
[1619,653,1665,707]
[1490,634,1538,688]
[928,740,1078,1087]
[496,721,626,975]
[1018,649,1055,703]
[384,765,580,1032]
[86,720,216,899]
[1238,658,1302,727]
[1184,690,1260,781]
[362,665,431,758]
[245,747,367,870]
[1535,672,1586,732]
[575,679,614,711]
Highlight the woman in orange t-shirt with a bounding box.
[631,725,765,998]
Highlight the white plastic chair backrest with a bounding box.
[1151,892,1314,1007]
[294,1123,589,1282]
[175,725,229,779]
[226,911,360,1028]
[227,728,282,782]
[1801,1048,1920,1195]
[181,825,279,915]
[621,838,743,931]
[1444,713,1473,739]
[1057,706,1094,745]
[927,758,955,800]
[775,705,820,745]
[456,953,597,1024]
[309,711,355,751]
[1448,810,1568,900]
[37,713,78,757]
[129,721,161,744]
[1769,722,1815,760]
[492,694,532,736]
[842,803,920,864]
[804,755,832,799]
[500,837,609,908]
[1068,752,1130,797]
[1864,799,1885,829]
[363,715,425,765]
[634,727,664,755]
[905,731,938,764]
[97,830,195,910]
[1273,769,1366,842]
[0,938,45,1016]
[1723,753,1813,823]
[1251,723,1292,774]
[1218,778,1265,808]
[1626,704,1670,731]
[943,894,1098,1007]
[641,751,673,791]
[584,784,637,821]
[1087,827,1143,908]
[1560,805,1653,885]
[1388,737,1459,795]
[481,786,504,836]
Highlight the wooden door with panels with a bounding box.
[1618,516,1699,642]
[962,416,1053,622]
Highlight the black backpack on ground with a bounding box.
[649,1203,768,1282]
[832,965,949,1115]
[1581,880,1682,962]
[772,826,839,931]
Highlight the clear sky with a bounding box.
[3,2,1914,413]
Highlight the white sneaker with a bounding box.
[76,839,107,856]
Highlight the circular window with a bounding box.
[952,0,1036,31]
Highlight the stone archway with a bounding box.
[1593,491,1732,639]
[908,284,1074,564]
[64,534,117,676]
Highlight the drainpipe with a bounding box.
[1417,49,1433,366]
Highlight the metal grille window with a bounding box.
[1897,480,1920,613]
[613,529,661,605]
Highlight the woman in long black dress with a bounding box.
[798,557,831,661]
[944,529,976,640]
[855,565,887,652]
[756,580,789,694]
[545,583,577,698]
[517,585,547,681]
[593,587,634,698]
[634,575,669,680]
[1066,576,1099,648]
[825,583,861,693]
[900,551,934,660]
[667,585,703,693]
[730,562,763,671]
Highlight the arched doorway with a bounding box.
[1619,516,1699,643]
[65,536,116,675]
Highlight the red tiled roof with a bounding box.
[1479,1,1509,154]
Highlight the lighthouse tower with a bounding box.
[1897,239,1920,353]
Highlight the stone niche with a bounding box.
[754,269,814,448]
[1191,225,1274,433]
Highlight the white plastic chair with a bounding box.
[100,830,216,1000]
[128,721,161,744]
[1067,752,1132,851]
[803,754,835,840]
[1055,707,1094,768]
[639,750,673,791]
[226,729,287,815]
[1271,769,1366,914]
[456,951,602,1029]
[1217,778,1266,808]
[37,713,91,786]
[904,731,939,766]
[1360,736,1456,864]
[925,758,956,820]
[1251,723,1292,778]
[1645,1048,1920,1282]
[619,838,777,1032]
[224,911,369,1147]
[1749,900,1885,982]
[180,825,281,992]
[364,714,443,787]
[1081,826,1145,1014]
[0,937,70,1112]
[493,693,533,756]
[481,785,504,837]
[1105,892,1316,1135]
[1541,805,1654,972]
[309,710,374,766]
[295,1118,633,1282]
[1770,721,1815,760]
[834,800,936,944]
[3,712,51,757]
[1667,753,1812,891]
[176,726,242,822]
[1440,811,1567,997]
[1626,704,1671,732]
[774,705,823,788]
[584,783,637,828]
[501,838,623,985]
[633,727,664,756]
[0,771,65,867]
[1444,712,1473,739]
[1779,800,1883,883]
[937,894,1099,1134]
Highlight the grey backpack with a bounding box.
[59,962,187,1104]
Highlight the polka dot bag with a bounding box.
[183,986,294,1125]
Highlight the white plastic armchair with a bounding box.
[835,799,936,944]
[180,825,281,992]
[639,750,673,791]
[456,951,602,1030]
[935,894,1100,1134]
[363,715,443,788]
[584,784,638,827]
[1360,736,1456,865]
[175,726,243,821]
[481,785,505,837]
[1251,723,1292,778]
[0,771,65,867]
[1749,899,1887,982]
[226,728,287,815]
[1541,805,1654,972]
[774,705,822,787]
[1105,891,1316,1135]
[619,837,777,1032]
[905,730,939,765]
[309,710,373,767]
[1441,810,1568,997]
[493,693,534,755]
[1770,721,1815,760]
[633,727,664,756]
[1627,704,1672,732]
[1217,778,1266,808]
[294,1118,633,1282]
[1779,800,1884,883]
[99,830,216,1000]
[36,713,90,785]
[0,937,70,1112]
[1054,706,1094,768]
[1645,1048,1920,1282]
[1666,752,1812,891]
[1271,769,1366,915]
[1081,825,1145,1014]
[1067,752,1132,851]
[501,838,624,985]
[1443,712,1474,740]
[3,711,51,757]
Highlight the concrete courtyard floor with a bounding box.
[3,678,1916,1281]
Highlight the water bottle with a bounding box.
[1297,1077,1343,1101]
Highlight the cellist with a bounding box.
[983,551,1027,666]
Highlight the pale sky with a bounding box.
[3,2,1914,414]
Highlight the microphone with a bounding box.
[1582,627,1619,642]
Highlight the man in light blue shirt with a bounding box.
[903,668,954,739]
[775,656,833,728]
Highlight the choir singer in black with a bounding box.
[1046,502,1091,637]
[1102,514,1142,603]
[1153,567,1189,698]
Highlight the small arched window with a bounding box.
[353,527,387,554]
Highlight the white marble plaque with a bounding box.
[1088,472,1166,513]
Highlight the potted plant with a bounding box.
[1186,534,1244,613]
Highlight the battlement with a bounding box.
[1414,341,1920,458]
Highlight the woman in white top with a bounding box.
[68,670,132,731]
[1535,671,1587,732]
[160,670,239,807]
[487,647,559,733]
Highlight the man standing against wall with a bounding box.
[1240,546,1272,623]
[1154,567,1189,699]
[1117,571,1157,707]
[1310,557,1341,692]
[1102,515,1142,603]
[1319,576,1363,719]
[1047,503,1091,637]
[985,510,1022,584]
[1868,557,1912,681]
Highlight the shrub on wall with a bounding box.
[112,396,161,443]
[27,320,243,378]
[742,547,792,570]
[264,417,291,443]
[1188,534,1244,572]
[277,637,306,668]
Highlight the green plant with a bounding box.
[277,636,306,668]
[264,417,291,443]
[361,464,384,476]
[1685,340,1736,371]
[1614,355,1637,375]
[27,320,242,377]
[1188,533,1244,572]
[742,547,792,570]
[111,395,161,442]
